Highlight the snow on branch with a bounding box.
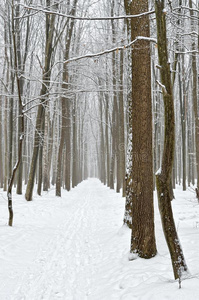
[60,36,157,65]
[173,5,199,14]
[16,4,155,21]
[176,50,199,54]
[156,80,168,95]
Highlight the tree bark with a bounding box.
[128,0,157,258]
[155,0,188,279]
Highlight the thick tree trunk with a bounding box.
[128,0,157,258]
[155,0,188,280]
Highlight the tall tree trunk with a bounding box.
[119,48,126,197]
[178,60,186,191]
[7,4,15,182]
[37,115,45,195]
[16,0,30,194]
[7,0,25,226]
[64,101,71,191]
[51,110,59,186]
[128,0,157,258]
[105,74,110,187]
[155,0,188,280]
[56,0,77,196]
[3,95,8,191]
[25,2,56,200]
[189,0,199,194]
[43,109,55,191]
[56,96,67,195]
[72,99,78,188]
[109,97,117,190]
[99,90,106,184]
[43,110,50,191]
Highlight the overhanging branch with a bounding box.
[56,36,157,65]
[16,5,155,21]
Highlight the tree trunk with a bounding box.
[119,48,126,197]
[109,7,118,190]
[128,0,157,258]
[7,1,25,226]
[43,110,50,191]
[178,60,186,191]
[99,90,106,184]
[25,3,56,200]
[189,0,199,193]
[37,115,45,195]
[72,99,78,188]
[56,97,67,196]
[65,100,71,191]
[3,92,8,192]
[105,74,110,187]
[155,0,188,280]
[56,0,77,195]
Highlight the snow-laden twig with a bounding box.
[156,80,168,95]
[60,36,157,65]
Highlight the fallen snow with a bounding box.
[0,179,199,300]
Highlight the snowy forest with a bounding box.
[0,0,199,299]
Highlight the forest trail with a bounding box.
[1,179,199,300]
[0,179,126,300]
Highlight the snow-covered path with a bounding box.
[1,179,199,300]
[0,179,126,300]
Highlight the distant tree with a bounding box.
[56,0,78,196]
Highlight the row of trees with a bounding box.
[0,0,198,282]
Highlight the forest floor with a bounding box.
[0,179,199,300]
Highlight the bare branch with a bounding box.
[58,36,157,65]
[156,80,168,95]
[16,5,155,21]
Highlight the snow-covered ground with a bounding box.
[0,179,199,300]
